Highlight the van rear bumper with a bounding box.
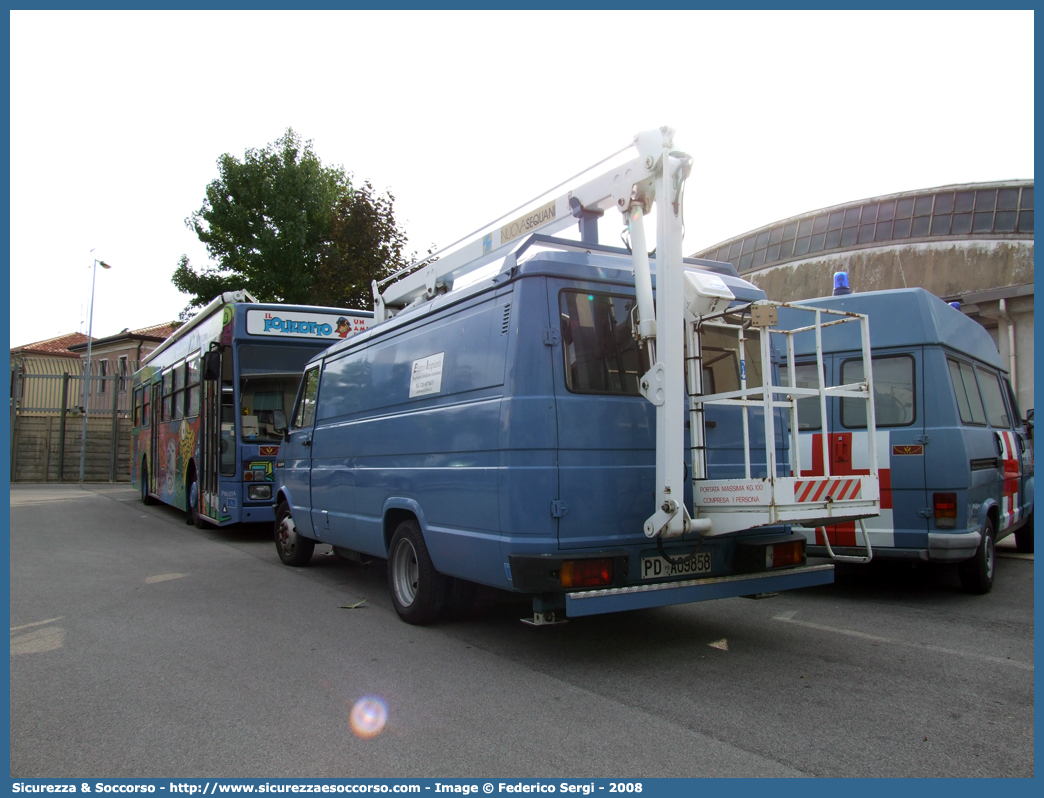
[809,531,982,563]
[564,564,834,617]
[927,530,982,562]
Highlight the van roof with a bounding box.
[316,238,766,363]
[792,288,1004,370]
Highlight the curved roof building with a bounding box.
[692,180,1034,414]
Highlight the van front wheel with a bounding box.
[275,502,314,566]
[959,517,995,594]
[388,520,447,625]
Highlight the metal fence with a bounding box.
[9,360,136,482]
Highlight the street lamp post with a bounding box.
[79,255,112,482]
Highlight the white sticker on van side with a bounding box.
[410,353,445,398]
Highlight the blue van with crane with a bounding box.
[272,128,886,624]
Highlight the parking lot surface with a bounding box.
[9,484,1034,778]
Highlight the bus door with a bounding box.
[200,346,223,521]
[149,380,162,496]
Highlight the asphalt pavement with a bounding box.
[9,483,1035,778]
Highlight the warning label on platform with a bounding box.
[696,480,771,506]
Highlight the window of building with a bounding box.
[708,184,1032,271]
[98,359,108,394]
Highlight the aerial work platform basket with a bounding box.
[686,299,878,561]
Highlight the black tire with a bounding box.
[275,501,315,566]
[188,476,205,528]
[959,516,996,594]
[140,463,156,505]
[387,519,447,625]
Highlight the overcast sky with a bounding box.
[8,9,1034,348]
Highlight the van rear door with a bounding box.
[853,352,927,551]
[808,351,927,551]
[549,281,654,550]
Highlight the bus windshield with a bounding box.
[238,344,327,442]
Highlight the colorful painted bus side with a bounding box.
[130,291,371,526]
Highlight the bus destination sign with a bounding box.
[246,310,370,340]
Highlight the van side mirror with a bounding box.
[1025,408,1033,439]
[272,409,287,435]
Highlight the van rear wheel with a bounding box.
[275,502,314,566]
[388,519,447,625]
[959,517,995,594]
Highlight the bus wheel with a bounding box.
[1015,512,1033,554]
[188,478,205,529]
[141,464,156,506]
[275,502,314,567]
[388,519,447,625]
[959,517,996,594]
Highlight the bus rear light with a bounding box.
[934,492,957,528]
[244,471,253,481]
[560,558,613,588]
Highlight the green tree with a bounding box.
[315,181,408,308]
[173,128,413,314]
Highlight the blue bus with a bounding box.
[131,291,371,526]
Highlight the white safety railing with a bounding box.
[686,300,877,561]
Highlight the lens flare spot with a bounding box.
[350,696,388,739]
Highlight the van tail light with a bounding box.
[734,533,805,573]
[560,558,613,588]
[766,540,804,569]
[934,492,957,528]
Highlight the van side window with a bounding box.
[840,355,915,428]
[778,362,823,430]
[559,291,642,395]
[292,367,321,429]
[976,367,1011,428]
[947,357,987,426]
[1004,378,1022,424]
